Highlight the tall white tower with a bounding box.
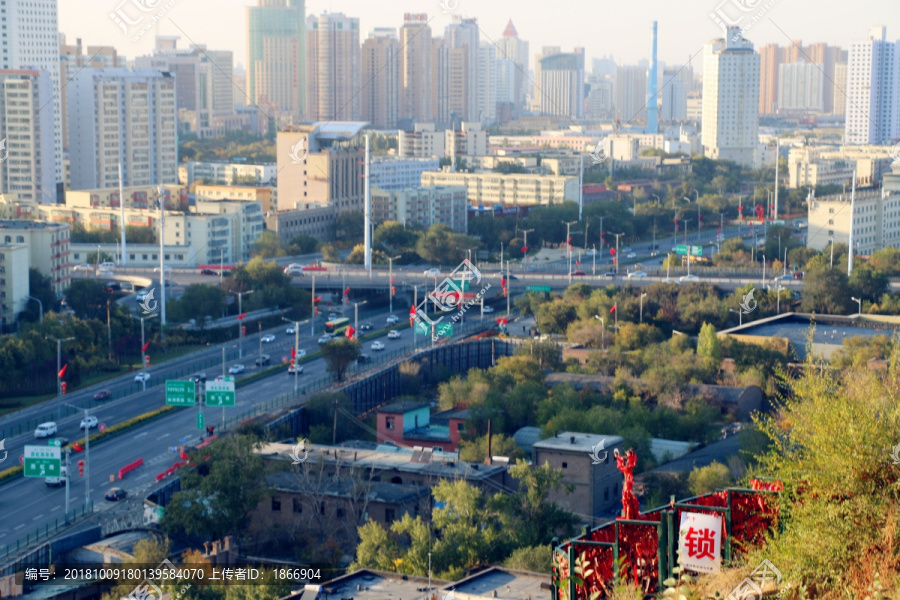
[844,26,900,145]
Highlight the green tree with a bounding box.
[332,211,364,246]
[350,520,402,572]
[169,284,225,327]
[801,267,852,314]
[224,571,291,600]
[867,246,900,276]
[696,322,722,364]
[458,433,526,462]
[85,251,116,265]
[849,267,889,303]
[498,459,577,547]
[21,269,59,322]
[535,300,576,334]
[65,280,112,320]
[287,233,319,255]
[504,544,551,573]
[161,435,268,539]
[251,231,286,259]
[374,221,420,251]
[320,338,361,382]
[415,224,480,265]
[687,461,732,495]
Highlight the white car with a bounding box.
[80,415,99,430]
[423,268,441,277]
[153,266,172,273]
[284,266,304,276]
[228,364,246,375]
[99,262,116,270]
[134,372,150,383]
[679,274,700,282]
[318,334,334,344]
[288,364,304,375]
[482,305,495,313]
[295,348,307,359]
[97,268,114,277]
[285,326,296,334]
[627,271,648,279]
[73,264,93,272]
[34,422,58,438]
[386,315,399,325]
[371,341,385,351]
[387,330,401,340]
[626,252,637,259]
[261,334,276,343]
[328,313,338,321]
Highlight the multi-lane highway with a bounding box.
[0,305,494,551]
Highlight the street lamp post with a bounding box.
[639,293,647,323]
[258,322,263,369]
[776,285,783,313]
[236,290,253,359]
[592,244,597,275]
[311,275,316,336]
[522,229,535,272]
[26,296,43,324]
[48,336,75,420]
[594,315,605,347]
[851,296,861,316]
[281,317,306,393]
[681,219,691,246]
[354,301,368,339]
[610,232,624,274]
[388,256,400,314]
[64,403,92,514]
[140,314,158,391]
[729,308,743,327]
[565,220,580,283]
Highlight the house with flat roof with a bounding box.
[532,431,625,524]
[287,568,447,600]
[443,567,551,600]
[376,401,469,452]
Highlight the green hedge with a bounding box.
[71,405,176,447]
[0,465,23,482]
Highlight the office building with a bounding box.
[807,187,899,255]
[1,0,63,192]
[477,43,497,124]
[586,76,614,120]
[398,123,446,158]
[533,46,560,112]
[532,432,625,519]
[400,13,433,123]
[660,64,693,122]
[701,27,760,167]
[833,63,848,115]
[369,157,440,190]
[845,26,900,145]
[444,17,480,122]
[778,62,825,112]
[193,199,265,263]
[67,69,178,191]
[0,220,69,295]
[371,185,467,233]
[276,123,367,214]
[246,0,306,119]
[0,70,57,204]
[420,170,578,207]
[64,184,188,211]
[788,145,895,189]
[361,29,401,129]
[446,122,488,158]
[539,49,585,119]
[59,36,120,153]
[495,20,529,118]
[616,65,648,124]
[195,185,276,213]
[307,12,361,121]
[0,243,29,327]
[265,204,336,243]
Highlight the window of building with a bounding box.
[336,508,345,519]
[292,498,302,513]
[129,254,135,260]
[386,416,395,430]
[15,236,23,243]
[562,462,568,469]
[385,508,396,522]
[828,219,834,225]
[271,497,281,512]
[142,254,148,260]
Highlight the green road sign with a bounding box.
[675,244,687,255]
[24,445,61,478]
[166,380,196,406]
[691,245,703,256]
[436,322,453,338]
[224,375,235,382]
[205,380,235,407]
[414,320,430,336]
[197,412,204,430]
[675,245,703,256]
[526,285,552,293]
[48,439,62,447]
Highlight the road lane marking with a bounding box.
[135,432,148,438]
[33,514,43,521]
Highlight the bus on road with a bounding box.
[325,317,351,336]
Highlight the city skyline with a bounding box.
[67,0,898,72]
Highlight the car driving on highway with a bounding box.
[34,422,57,438]
[80,415,99,430]
[134,372,150,383]
[261,334,276,343]
[228,364,245,375]
[387,330,401,339]
[371,341,385,351]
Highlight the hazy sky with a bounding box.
[64,0,899,72]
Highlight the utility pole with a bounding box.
[311,275,316,336]
[610,232,624,274]
[522,229,535,272]
[364,133,372,273]
[49,336,74,420]
[773,139,779,221]
[565,220,578,283]
[578,154,584,220]
[388,256,400,314]
[592,244,597,275]
[682,219,691,245]
[258,322,263,369]
[158,183,166,339]
[119,162,127,266]
[848,171,856,277]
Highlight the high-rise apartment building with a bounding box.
[807,43,848,114]
[400,14,432,124]
[539,49,585,119]
[307,12,361,122]
[845,26,899,145]
[247,0,306,119]
[833,63,848,116]
[361,29,401,129]
[778,62,824,112]
[444,17,480,122]
[478,43,497,124]
[660,65,692,121]
[0,220,70,295]
[701,27,760,167]
[2,0,63,196]
[533,46,560,112]
[616,65,648,124]
[495,20,529,118]
[760,41,847,115]
[433,39,469,127]
[0,70,57,204]
[67,69,178,191]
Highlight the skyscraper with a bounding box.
[701,27,760,167]
[844,26,899,145]
[539,49,585,119]
[615,66,648,124]
[1,0,62,198]
[307,12,361,121]
[478,43,497,124]
[361,29,401,129]
[400,13,432,123]
[444,17,480,122]
[778,62,824,112]
[660,65,692,122]
[247,0,306,119]
[495,20,529,118]
[67,69,178,191]
[807,43,848,114]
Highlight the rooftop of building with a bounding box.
[532,431,625,454]
[266,471,428,504]
[447,566,551,600]
[379,401,430,414]
[312,121,369,141]
[295,568,447,600]
[720,312,900,359]
[512,427,543,453]
[257,442,501,480]
[0,219,66,230]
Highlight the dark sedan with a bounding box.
[104,487,127,501]
[93,390,111,401]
